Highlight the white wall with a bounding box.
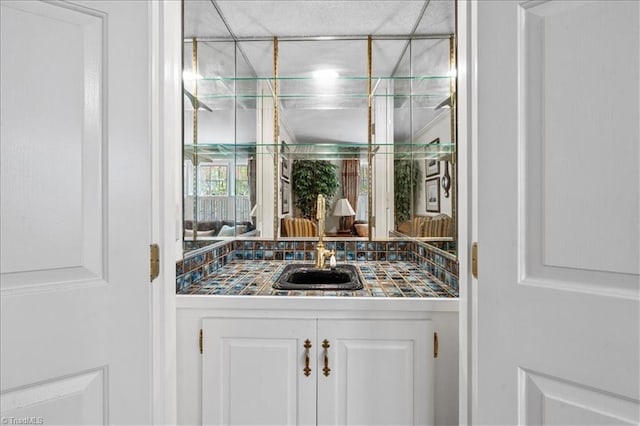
[373,82,395,238]
[277,125,296,223]
[414,111,453,217]
[183,109,255,145]
[255,82,276,238]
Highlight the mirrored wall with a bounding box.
[183,1,457,256]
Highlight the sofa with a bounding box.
[184,220,255,237]
[281,216,317,237]
[397,214,453,238]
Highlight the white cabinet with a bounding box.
[201,317,433,426]
[201,318,317,426]
[317,320,433,426]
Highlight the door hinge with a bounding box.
[472,242,478,279]
[434,332,439,358]
[199,329,203,354]
[150,244,160,282]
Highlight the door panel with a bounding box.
[202,318,317,426]
[0,0,105,288]
[519,369,638,425]
[519,0,639,295]
[476,0,639,424]
[533,1,639,277]
[1,369,105,425]
[318,319,433,426]
[1,1,152,424]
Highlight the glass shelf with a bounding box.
[190,92,451,100]
[185,74,453,112]
[187,75,452,95]
[184,141,456,161]
[192,75,451,81]
[186,95,450,112]
[183,143,257,162]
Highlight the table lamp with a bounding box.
[333,198,356,235]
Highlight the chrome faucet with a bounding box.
[315,194,334,269]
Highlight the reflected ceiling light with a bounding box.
[448,68,457,78]
[183,71,203,80]
[313,69,339,81]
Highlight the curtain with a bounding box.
[249,157,256,209]
[341,159,360,230]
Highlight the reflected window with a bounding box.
[184,160,194,196]
[235,164,249,196]
[199,164,228,196]
[356,164,368,221]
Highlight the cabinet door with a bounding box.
[202,318,317,426]
[317,319,434,426]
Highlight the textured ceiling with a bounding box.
[184,0,454,39]
[183,0,455,146]
[216,1,427,38]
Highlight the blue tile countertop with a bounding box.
[177,260,458,298]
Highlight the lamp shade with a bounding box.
[333,198,355,217]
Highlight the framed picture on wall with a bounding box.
[425,138,440,177]
[281,179,290,215]
[281,157,289,180]
[426,177,440,213]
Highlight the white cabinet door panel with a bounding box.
[317,319,433,426]
[202,318,317,426]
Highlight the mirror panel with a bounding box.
[182,1,458,258]
[406,37,455,241]
[372,37,456,246]
[276,39,369,239]
[183,40,274,248]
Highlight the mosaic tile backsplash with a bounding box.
[232,240,411,262]
[177,239,459,297]
[410,241,459,292]
[176,241,235,292]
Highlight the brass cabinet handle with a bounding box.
[303,339,312,377]
[322,339,331,377]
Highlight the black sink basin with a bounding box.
[273,264,364,290]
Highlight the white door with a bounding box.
[1,1,153,424]
[475,1,639,424]
[317,319,433,426]
[201,318,317,426]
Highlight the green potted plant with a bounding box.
[291,160,339,218]
[394,159,421,226]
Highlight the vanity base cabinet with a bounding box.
[201,317,433,426]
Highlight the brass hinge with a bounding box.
[472,242,478,279]
[150,244,160,282]
[434,332,439,358]
[199,329,203,354]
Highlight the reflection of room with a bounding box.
[182,5,457,247]
[396,109,455,239]
[182,39,259,240]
